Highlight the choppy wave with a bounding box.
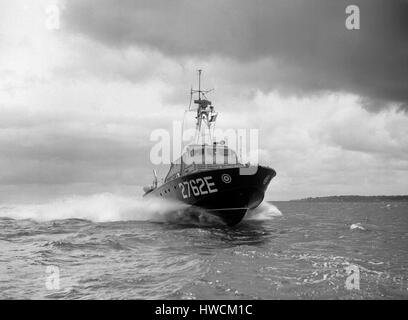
[1,200,407,299]
[0,193,281,224]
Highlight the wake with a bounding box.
[0,193,187,223]
[245,201,282,220]
[0,193,282,224]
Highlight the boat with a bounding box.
[143,70,276,226]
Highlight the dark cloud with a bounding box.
[64,0,408,110]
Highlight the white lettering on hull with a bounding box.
[178,176,218,199]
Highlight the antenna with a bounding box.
[198,69,202,100]
[239,136,243,162]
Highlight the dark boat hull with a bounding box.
[144,165,276,226]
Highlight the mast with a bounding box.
[190,70,217,145]
[180,70,218,176]
[198,69,202,100]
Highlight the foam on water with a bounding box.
[0,193,189,223]
[350,222,366,231]
[245,202,282,220]
[0,193,282,225]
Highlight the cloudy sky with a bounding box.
[0,0,407,202]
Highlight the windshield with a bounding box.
[182,145,239,165]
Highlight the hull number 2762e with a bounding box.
[179,176,218,199]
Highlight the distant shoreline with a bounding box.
[275,195,408,202]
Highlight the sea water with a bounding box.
[0,194,407,299]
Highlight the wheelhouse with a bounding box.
[164,144,241,183]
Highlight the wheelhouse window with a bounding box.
[183,145,239,165]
